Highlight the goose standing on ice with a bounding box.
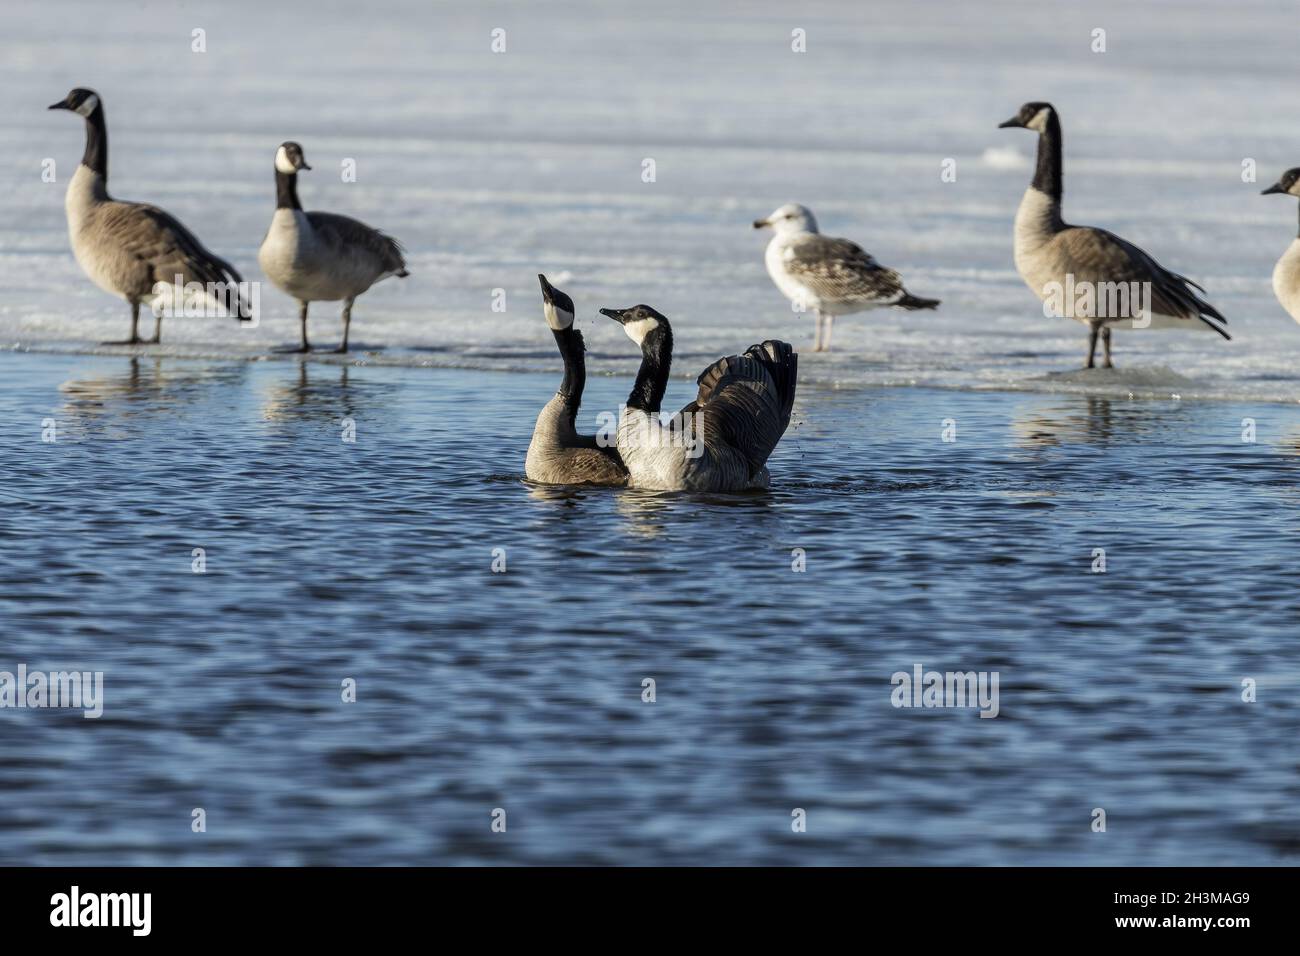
[1261,168,1300,324]
[754,203,939,352]
[48,88,247,344]
[258,142,408,353]
[600,304,797,492]
[998,101,1228,368]
[525,275,627,486]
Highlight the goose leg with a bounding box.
[813,310,824,352]
[822,314,834,352]
[1101,326,1114,369]
[101,302,143,345]
[145,311,163,345]
[1086,324,1099,369]
[298,301,310,352]
[331,298,354,354]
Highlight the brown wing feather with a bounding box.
[1054,227,1227,335]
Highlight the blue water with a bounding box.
[1,350,1298,864]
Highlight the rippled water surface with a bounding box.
[1,351,1298,865]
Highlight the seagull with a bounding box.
[754,203,939,352]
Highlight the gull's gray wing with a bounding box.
[783,234,906,305]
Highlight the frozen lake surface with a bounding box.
[3,0,1300,400]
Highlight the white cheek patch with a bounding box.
[1026,108,1050,133]
[543,302,573,330]
[1289,180,1300,198]
[74,94,99,118]
[274,147,297,174]
[623,317,659,345]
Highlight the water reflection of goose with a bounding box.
[1010,396,1183,448]
[1011,397,1117,447]
[58,357,245,427]
[262,362,380,425]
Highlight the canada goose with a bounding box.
[998,101,1229,368]
[525,275,627,486]
[48,88,247,344]
[753,203,939,352]
[257,142,408,353]
[1261,168,1300,324]
[600,304,797,491]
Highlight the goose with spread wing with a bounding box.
[600,304,797,492]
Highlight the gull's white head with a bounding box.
[753,203,818,236]
[275,141,311,175]
[538,274,575,330]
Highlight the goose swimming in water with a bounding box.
[754,203,939,352]
[258,142,408,353]
[600,304,797,492]
[525,275,627,486]
[1261,168,1300,325]
[48,88,247,344]
[998,101,1228,368]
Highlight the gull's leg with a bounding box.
[813,310,824,352]
[1086,324,1099,369]
[822,314,835,352]
[1102,326,1114,369]
[331,298,354,354]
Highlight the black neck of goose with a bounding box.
[276,170,301,210]
[81,107,107,179]
[552,327,586,427]
[627,325,672,414]
[1032,112,1062,201]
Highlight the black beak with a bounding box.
[298,161,312,171]
[48,101,70,111]
[599,308,625,323]
[1262,183,1286,196]
[538,274,554,304]
[997,117,1023,129]
[752,218,768,229]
